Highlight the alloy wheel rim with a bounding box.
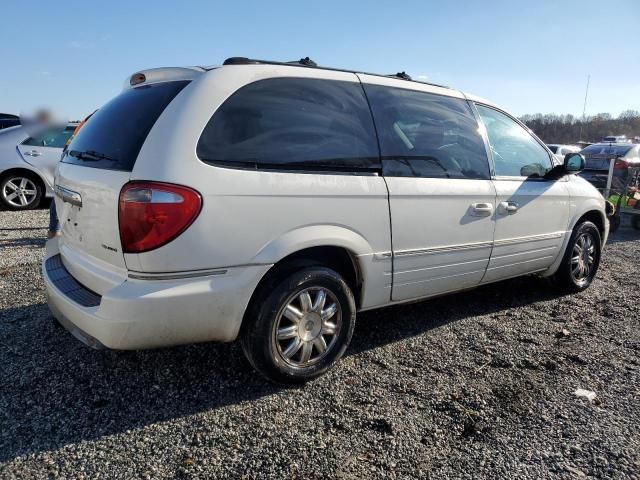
[571,233,596,282]
[2,177,37,207]
[272,287,342,367]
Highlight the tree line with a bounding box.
[520,110,640,144]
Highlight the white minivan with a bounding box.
[43,57,609,383]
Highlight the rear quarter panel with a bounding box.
[128,66,393,309]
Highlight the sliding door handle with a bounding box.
[500,201,519,215]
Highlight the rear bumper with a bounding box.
[43,242,271,350]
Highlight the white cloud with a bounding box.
[68,40,94,49]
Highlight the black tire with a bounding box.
[632,203,640,230]
[240,266,356,384]
[550,221,601,293]
[0,172,43,210]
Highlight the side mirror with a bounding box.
[544,153,585,180]
[564,152,585,173]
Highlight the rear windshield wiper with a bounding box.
[69,149,118,163]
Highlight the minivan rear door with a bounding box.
[54,80,191,289]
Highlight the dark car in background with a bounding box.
[579,143,640,192]
[0,113,20,130]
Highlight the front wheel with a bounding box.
[240,267,356,384]
[550,221,602,293]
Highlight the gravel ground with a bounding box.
[0,208,639,479]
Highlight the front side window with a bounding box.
[196,77,380,171]
[476,105,552,178]
[363,84,490,179]
[22,126,75,148]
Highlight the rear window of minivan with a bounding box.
[196,77,380,172]
[62,80,189,171]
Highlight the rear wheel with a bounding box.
[0,173,43,210]
[240,267,356,384]
[550,221,601,293]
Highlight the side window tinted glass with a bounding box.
[197,77,380,171]
[22,127,74,148]
[476,105,552,177]
[363,84,490,179]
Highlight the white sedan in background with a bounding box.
[0,124,76,210]
[547,144,581,163]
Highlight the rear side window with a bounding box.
[63,81,189,171]
[22,126,75,148]
[363,84,490,179]
[196,77,380,172]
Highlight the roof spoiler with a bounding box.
[123,67,205,90]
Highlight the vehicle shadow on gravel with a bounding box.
[0,275,564,462]
[0,236,46,249]
[606,225,640,244]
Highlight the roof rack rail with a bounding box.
[289,57,317,67]
[389,71,412,81]
[223,56,317,67]
[218,56,449,89]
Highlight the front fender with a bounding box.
[541,194,607,278]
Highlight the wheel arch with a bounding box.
[542,204,607,278]
[240,226,374,334]
[575,209,606,243]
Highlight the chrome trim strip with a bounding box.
[492,231,564,247]
[394,232,565,258]
[395,241,493,257]
[55,185,82,207]
[128,269,228,281]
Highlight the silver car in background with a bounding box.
[0,123,76,210]
[547,144,581,163]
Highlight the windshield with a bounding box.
[62,81,189,171]
[547,145,558,153]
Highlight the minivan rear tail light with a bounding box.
[119,182,202,253]
[614,159,628,170]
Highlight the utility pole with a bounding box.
[579,74,590,141]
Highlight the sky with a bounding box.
[1,0,638,121]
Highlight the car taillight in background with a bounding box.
[119,182,202,253]
[614,159,628,170]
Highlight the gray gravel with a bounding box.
[0,208,639,479]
